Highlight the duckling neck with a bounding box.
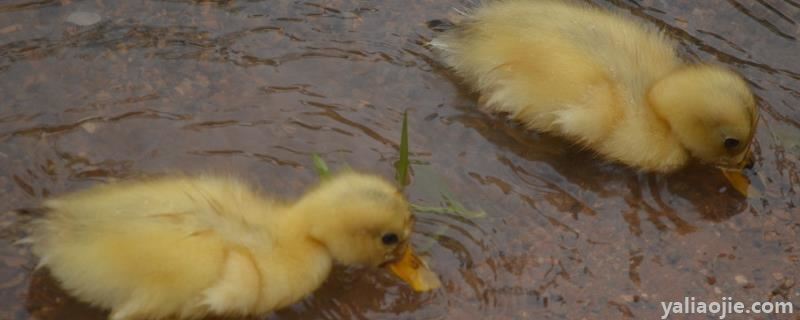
[284,195,359,266]
[247,207,333,311]
[282,199,324,241]
[642,67,703,169]
[276,203,330,254]
[648,67,693,124]
[594,109,688,172]
[580,72,689,172]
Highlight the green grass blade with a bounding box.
[409,165,487,218]
[394,111,410,187]
[312,153,331,179]
[411,202,487,218]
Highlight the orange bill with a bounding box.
[387,247,441,292]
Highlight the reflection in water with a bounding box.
[1,0,799,319]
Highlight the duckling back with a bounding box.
[433,0,679,110]
[432,0,754,171]
[31,176,285,319]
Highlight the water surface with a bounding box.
[1,0,798,319]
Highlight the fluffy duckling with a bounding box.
[432,0,757,172]
[30,172,416,320]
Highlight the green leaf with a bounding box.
[409,166,487,218]
[312,153,331,179]
[394,111,410,188]
[410,200,486,218]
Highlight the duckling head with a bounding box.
[648,65,757,169]
[295,172,412,267]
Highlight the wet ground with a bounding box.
[1,0,799,319]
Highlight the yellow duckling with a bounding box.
[30,172,432,320]
[432,0,757,172]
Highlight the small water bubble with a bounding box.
[66,11,102,26]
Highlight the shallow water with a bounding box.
[1,0,798,319]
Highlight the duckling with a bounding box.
[30,172,420,320]
[431,0,757,172]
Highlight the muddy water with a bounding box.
[1,0,798,319]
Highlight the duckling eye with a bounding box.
[381,233,399,245]
[724,138,740,150]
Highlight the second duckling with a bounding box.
[31,172,419,320]
[432,0,757,172]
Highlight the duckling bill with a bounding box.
[30,172,438,320]
[432,0,758,173]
